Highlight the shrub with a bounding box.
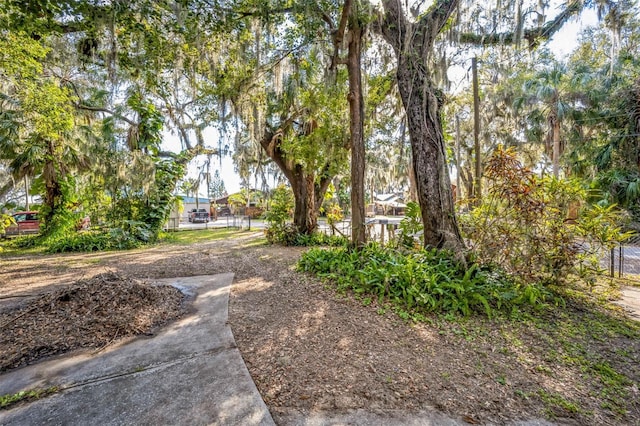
[263,185,294,244]
[46,231,113,253]
[325,202,344,236]
[0,213,13,235]
[293,232,348,247]
[298,243,549,317]
[264,185,348,247]
[396,201,423,249]
[459,146,633,286]
[45,221,152,253]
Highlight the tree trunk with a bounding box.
[552,114,560,178]
[472,56,482,203]
[42,140,64,233]
[378,0,465,256]
[347,18,366,247]
[407,151,418,202]
[403,118,418,202]
[397,62,465,253]
[291,169,318,234]
[260,130,333,235]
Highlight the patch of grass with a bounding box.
[537,389,581,414]
[241,235,269,248]
[509,299,640,420]
[2,227,261,256]
[159,228,249,245]
[1,387,58,410]
[613,274,640,288]
[535,365,553,375]
[0,236,48,257]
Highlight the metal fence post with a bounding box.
[619,244,623,278]
[610,247,615,278]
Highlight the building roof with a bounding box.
[179,196,210,204]
[375,193,404,202]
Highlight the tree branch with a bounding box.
[420,0,458,34]
[378,0,409,52]
[335,0,353,46]
[452,0,583,47]
[259,109,306,184]
[73,103,137,126]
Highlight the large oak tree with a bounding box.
[374,0,586,255]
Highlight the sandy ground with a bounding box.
[1,232,639,425]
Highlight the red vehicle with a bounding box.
[2,211,40,237]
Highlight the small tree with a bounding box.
[209,170,226,201]
[264,185,295,244]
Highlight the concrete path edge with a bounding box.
[0,273,275,426]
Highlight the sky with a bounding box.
[164,4,599,198]
[161,128,242,197]
[548,7,598,57]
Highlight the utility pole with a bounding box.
[206,157,211,200]
[472,57,482,205]
[455,116,462,202]
[24,175,30,211]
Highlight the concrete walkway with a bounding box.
[618,286,640,320]
[0,274,274,426]
[2,273,633,425]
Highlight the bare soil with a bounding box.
[1,231,639,425]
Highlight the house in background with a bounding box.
[370,193,407,216]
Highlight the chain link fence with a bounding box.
[602,235,640,278]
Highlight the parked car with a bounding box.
[188,208,210,223]
[2,211,40,237]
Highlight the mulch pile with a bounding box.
[0,272,186,373]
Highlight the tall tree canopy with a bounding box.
[1,0,632,252]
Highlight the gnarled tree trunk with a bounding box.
[397,61,465,253]
[378,0,466,255]
[260,129,332,235]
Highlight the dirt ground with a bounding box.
[1,231,639,425]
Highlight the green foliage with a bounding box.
[459,146,632,287]
[298,243,549,317]
[559,16,640,218]
[228,189,263,208]
[397,201,423,248]
[325,202,344,233]
[0,213,14,235]
[592,170,640,218]
[45,231,113,253]
[104,157,185,243]
[0,32,47,77]
[138,158,185,240]
[0,32,82,236]
[6,235,40,249]
[264,185,294,244]
[292,232,348,247]
[264,185,346,246]
[126,92,163,155]
[0,387,58,409]
[45,221,151,253]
